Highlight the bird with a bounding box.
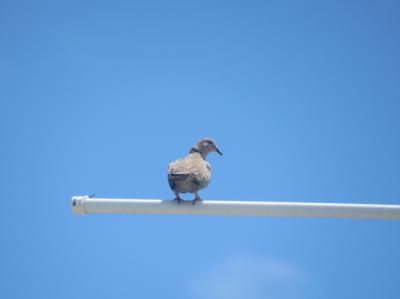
[168,138,222,205]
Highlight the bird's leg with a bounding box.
[192,191,203,205]
[174,191,182,204]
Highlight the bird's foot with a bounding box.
[192,197,203,205]
[174,197,183,204]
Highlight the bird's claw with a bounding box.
[192,198,203,205]
[175,197,182,204]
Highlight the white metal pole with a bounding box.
[71,196,400,220]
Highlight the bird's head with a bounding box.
[191,138,223,158]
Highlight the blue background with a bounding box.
[1,1,399,298]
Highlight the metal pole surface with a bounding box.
[71,196,400,220]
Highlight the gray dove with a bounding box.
[168,138,222,205]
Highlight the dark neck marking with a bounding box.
[190,147,202,154]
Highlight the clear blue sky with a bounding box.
[1,1,400,298]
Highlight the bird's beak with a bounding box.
[216,148,223,155]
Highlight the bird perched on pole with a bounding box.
[168,138,223,205]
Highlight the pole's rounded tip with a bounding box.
[71,196,88,215]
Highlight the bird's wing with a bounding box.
[168,159,191,189]
[168,157,208,189]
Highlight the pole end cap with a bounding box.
[71,196,88,215]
